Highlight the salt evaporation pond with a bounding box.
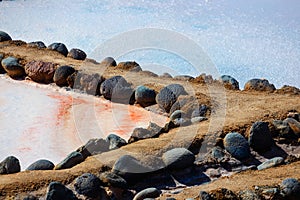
[1,0,299,88]
[0,76,167,169]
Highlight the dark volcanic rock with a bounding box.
[53,65,76,87]
[156,84,188,113]
[100,57,117,67]
[25,61,56,84]
[0,31,12,42]
[46,182,78,200]
[99,171,128,188]
[1,56,25,78]
[26,159,54,171]
[67,48,87,60]
[0,156,21,174]
[220,75,239,90]
[257,157,284,170]
[162,148,195,170]
[112,155,153,184]
[73,72,103,95]
[224,132,251,160]
[248,121,274,152]
[100,75,134,103]
[76,138,109,159]
[48,43,68,57]
[74,173,103,198]
[280,178,300,200]
[54,152,84,170]
[244,78,276,92]
[106,134,127,150]
[27,41,46,49]
[133,188,161,200]
[135,85,156,107]
[128,128,154,143]
[147,122,164,135]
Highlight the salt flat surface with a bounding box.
[0,76,167,169]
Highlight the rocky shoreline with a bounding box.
[1,30,300,199]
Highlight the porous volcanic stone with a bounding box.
[220,75,239,90]
[244,78,275,92]
[74,173,103,198]
[25,60,56,83]
[46,182,78,200]
[106,134,127,150]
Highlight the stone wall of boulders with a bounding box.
[1,30,300,199]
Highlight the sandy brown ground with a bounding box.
[0,41,300,199]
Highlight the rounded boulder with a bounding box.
[68,48,87,60]
[248,121,274,152]
[224,132,251,160]
[0,31,12,42]
[1,56,25,78]
[0,156,21,174]
[162,148,195,170]
[133,188,161,200]
[46,182,77,200]
[48,43,68,57]
[244,78,275,92]
[25,60,56,84]
[220,75,239,90]
[26,159,54,171]
[54,152,84,170]
[100,57,117,67]
[27,41,46,49]
[74,173,103,198]
[135,85,156,107]
[156,84,188,113]
[53,65,76,87]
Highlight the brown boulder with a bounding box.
[25,61,57,84]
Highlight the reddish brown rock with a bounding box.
[25,61,57,84]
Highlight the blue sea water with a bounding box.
[0,0,299,88]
